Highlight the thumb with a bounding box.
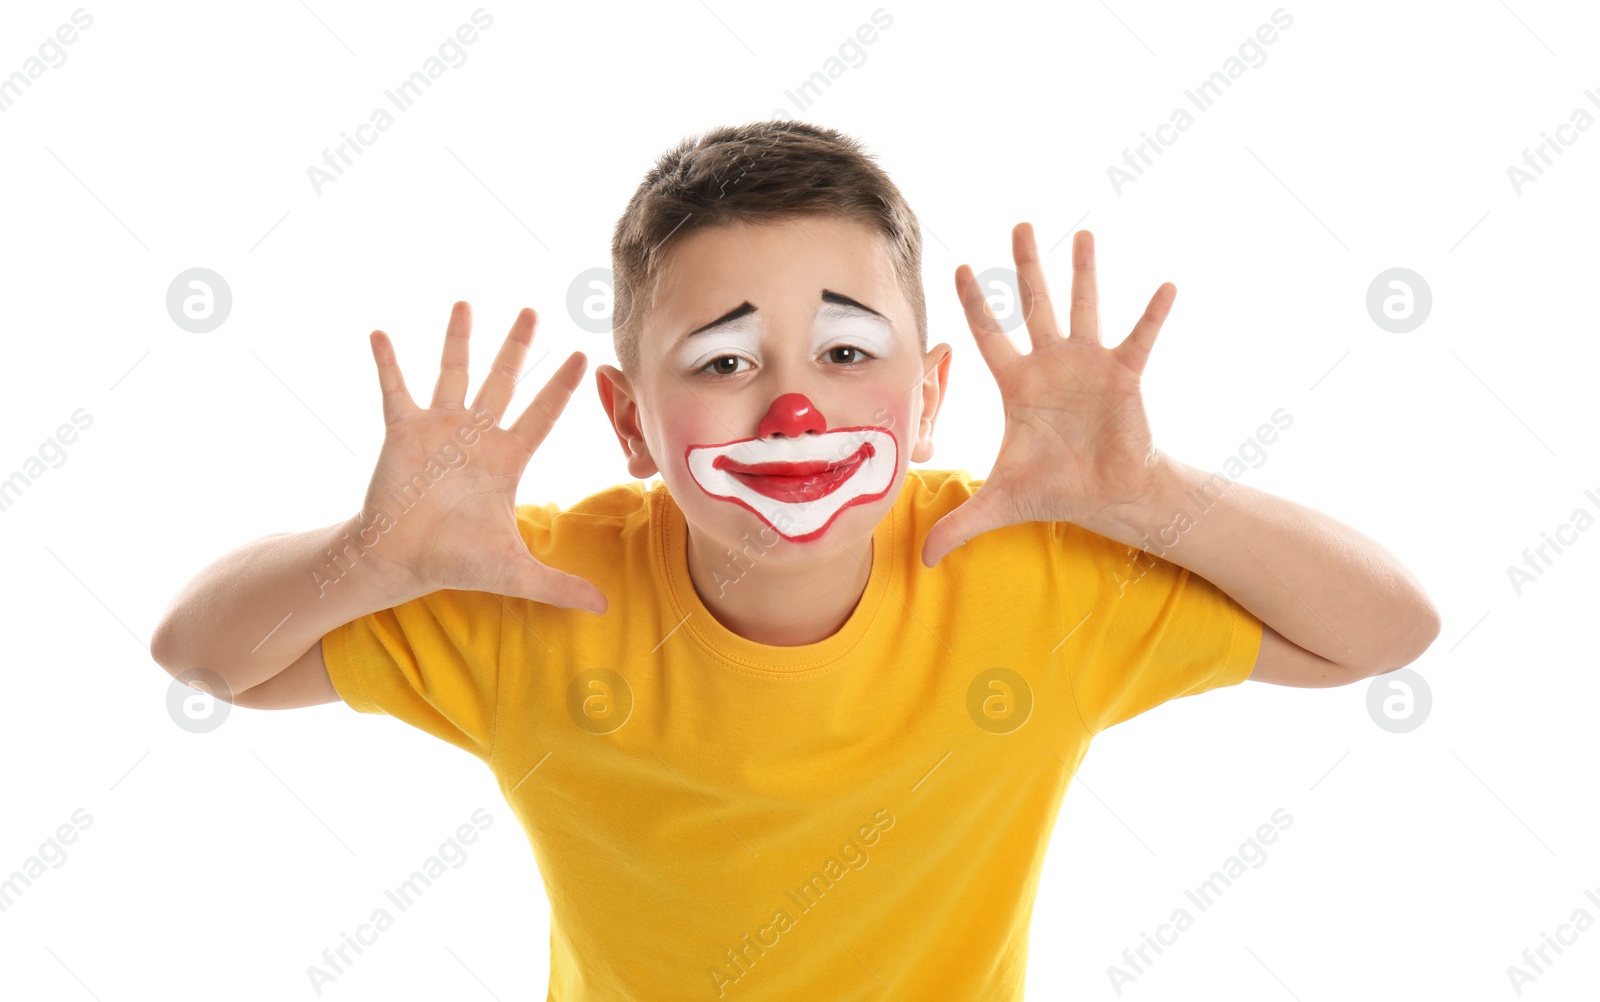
[500,555,609,615]
[921,487,1005,570]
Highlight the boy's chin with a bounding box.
[687,492,885,556]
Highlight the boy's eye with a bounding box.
[698,355,751,377]
[695,346,876,378]
[827,345,872,365]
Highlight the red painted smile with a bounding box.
[685,392,898,542]
[714,443,874,503]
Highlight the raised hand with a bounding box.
[921,225,1171,569]
[357,301,607,614]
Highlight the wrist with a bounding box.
[1093,452,1198,550]
[331,510,426,607]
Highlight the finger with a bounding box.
[919,486,1004,569]
[1115,282,1175,378]
[430,301,473,409]
[507,351,588,456]
[1068,229,1101,346]
[1012,222,1064,350]
[369,330,420,426]
[955,264,1020,376]
[511,556,609,615]
[471,307,537,423]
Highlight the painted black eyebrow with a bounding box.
[679,290,887,344]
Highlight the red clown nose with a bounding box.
[756,393,827,439]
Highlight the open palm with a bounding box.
[922,225,1172,569]
[359,302,608,614]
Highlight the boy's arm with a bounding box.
[150,515,424,704]
[920,224,1439,686]
[152,303,605,710]
[1094,454,1441,681]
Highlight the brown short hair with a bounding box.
[608,120,927,383]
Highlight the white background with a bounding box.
[1,1,1596,999]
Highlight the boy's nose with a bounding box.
[756,392,828,439]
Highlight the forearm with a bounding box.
[151,514,423,697]
[1091,454,1441,673]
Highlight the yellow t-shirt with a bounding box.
[323,468,1262,1000]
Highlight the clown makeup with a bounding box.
[677,294,902,543]
[685,393,899,543]
[671,291,897,377]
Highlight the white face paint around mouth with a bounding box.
[684,427,898,542]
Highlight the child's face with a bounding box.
[597,214,950,565]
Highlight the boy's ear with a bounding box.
[594,364,661,479]
[910,343,953,464]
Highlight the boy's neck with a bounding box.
[683,526,874,647]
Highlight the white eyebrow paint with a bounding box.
[675,311,764,370]
[812,305,894,357]
[675,300,896,370]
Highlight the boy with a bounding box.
[152,121,1440,1000]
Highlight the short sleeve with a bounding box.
[1058,525,1263,737]
[322,589,504,763]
